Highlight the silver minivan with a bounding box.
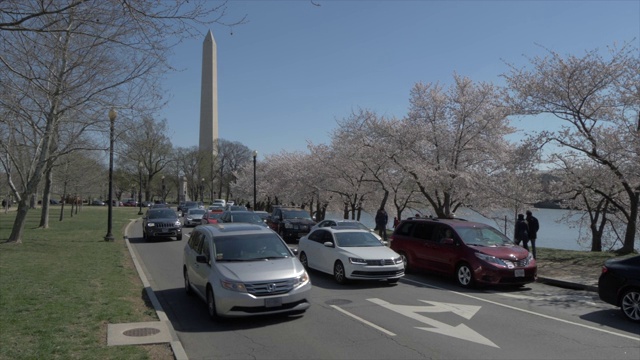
[183,223,311,319]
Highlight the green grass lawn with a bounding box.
[0,205,167,360]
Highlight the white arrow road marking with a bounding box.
[368,298,499,348]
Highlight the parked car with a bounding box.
[390,218,537,288]
[598,255,640,322]
[202,211,222,224]
[298,226,404,284]
[212,199,226,208]
[267,207,316,242]
[122,198,137,207]
[184,208,207,227]
[182,223,311,319]
[207,205,225,213]
[91,200,105,206]
[142,208,182,241]
[219,210,268,227]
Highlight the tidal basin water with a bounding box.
[328,208,637,252]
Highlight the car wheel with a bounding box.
[183,268,192,296]
[620,288,640,322]
[176,234,183,241]
[299,252,309,269]
[206,286,218,320]
[398,251,411,273]
[142,228,147,240]
[456,263,475,288]
[333,261,347,284]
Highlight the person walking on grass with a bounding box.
[375,208,389,241]
[515,213,529,249]
[526,210,539,259]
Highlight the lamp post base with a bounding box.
[104,233,114,241]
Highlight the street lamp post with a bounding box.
[104,108,117,241]
[201,178,205,203]
[138,162,143,215]
[161,175,165,203]
[253,150,258,210]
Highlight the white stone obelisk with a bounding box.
[199,30,218,155]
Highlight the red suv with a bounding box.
[390,218,536,287]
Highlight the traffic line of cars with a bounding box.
[142,206,640,324]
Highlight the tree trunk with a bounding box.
[7,200,29,244]
[617,195,639,255]
[39,167,54,229]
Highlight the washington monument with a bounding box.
[199,30,219,154]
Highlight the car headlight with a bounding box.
[186,217,193,221]
[174,220,182,226]
[475,252,508,267]
[526,252,534,263]
[146,223,155,227]
[349,257,367,265]
[394,256,403,265]
[293,271,310,287]
[221,280,247,292]
[284,222,293,229]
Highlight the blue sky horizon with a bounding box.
[161,0,639,159]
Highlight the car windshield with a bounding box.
[335,231,384,247]
[337,221,371,231]
[282,209,312,220]
[148,209,177,219]
[213,233,292,261]
[232,213,263,224]
[189,209,206,215]
[455,226,512,246]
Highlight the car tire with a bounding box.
[206,286,218,320]
[398,251,412,273]
[142,230,147,241]
[183,268,192,296]
[456,263,475,288]
[620,288,640,322]
[299,252,309,270]
[333,260,347,284]
[176,234,182,241]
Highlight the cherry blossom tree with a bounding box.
[503,42,640,254]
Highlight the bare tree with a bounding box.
[0,0,242,243]
[503,42,640,254]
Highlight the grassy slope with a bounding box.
[0,206,170,360]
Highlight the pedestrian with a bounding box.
[526,210,539,259]
[514,213,529,249]
[415,213,420,219]
[375,208,389,241]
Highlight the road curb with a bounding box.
[536,276,598,292]
[123,219,189,360]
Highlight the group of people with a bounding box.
[515,210,540,259]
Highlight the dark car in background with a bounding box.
[267,207,316,242]
[219,210,268,227]
[142,208,183,241]
[598,255,640,322]
[390,218,536,288]
[91,200,106,206]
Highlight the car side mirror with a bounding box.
[323,241,334,248]
[290,247,298,256]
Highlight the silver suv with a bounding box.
[183,224,311,319]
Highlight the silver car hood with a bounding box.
[216,257,304,282]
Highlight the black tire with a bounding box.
[399,251,412,273]
[176,234,183,241]
[333,260,348,284]
[206,286,218,320]
[142,229,147,240]
[620,288,640,322]
[183,268,193,296]
[456,263,475,288]
[299,252,309,270]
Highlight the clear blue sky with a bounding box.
[161,0,639,159]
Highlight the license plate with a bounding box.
[265,297,282,308]
[515,269,525,277]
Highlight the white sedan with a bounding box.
[298,227,404,284]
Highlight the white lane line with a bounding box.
[402,278,640,342]
[330,305,396,336]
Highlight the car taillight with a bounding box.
[601,266,608,274]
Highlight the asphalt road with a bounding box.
[127,219,640,360]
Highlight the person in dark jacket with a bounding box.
[375,208,389,241]
[526,210,539,259]
[515,214,529,249]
